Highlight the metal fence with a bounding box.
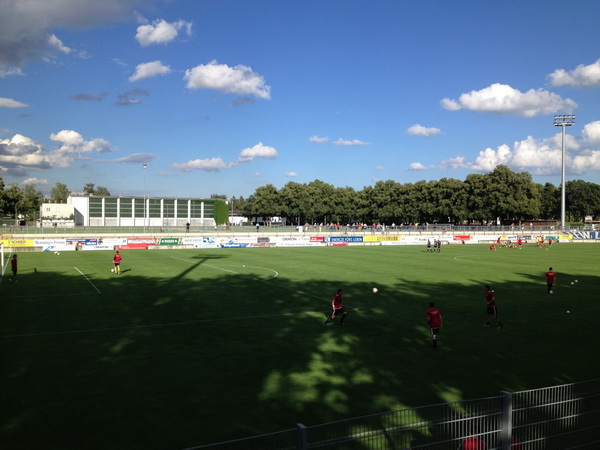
[186,379,600,450]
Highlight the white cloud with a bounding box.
[171,157,229,172]
[135,19,192,46]
[0,97,28,108]
[286,171,298,177]
[236,142,278,163]
[49,130,113,167]
[172,142,278,172]
[418,129,600,176]
[333,138,370,146]
[309,135,329,143]
[0,0,143,76]
[184,60,271,99]
[23,177,48,185]
[0,134,51,175]
[409,162,429,170]
[582,121,600,146]
[129,60,171,81]
[548,59,600,88]
[441,83,577,117]
[407,124,441,137]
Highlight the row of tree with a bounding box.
[236,166,600,225]
[1,166,599,225]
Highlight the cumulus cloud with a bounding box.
[333,138,370,146]
[441,83,577,117]
[286,171,299,177]
[129,60,171,81]
[184,60,271,99]
[49,130,113,167]
[582,121,600,146]
[236,142,277,163]
[411,127,600,176]
[548,59,600,88]
[23,177,48,185]
[407,124,441,137]
[0,134,51,175]
[172,142,278,172]
[309,135,329,143]
[0,0,144,76]
[135,19,192,46]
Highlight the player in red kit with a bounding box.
[483,285,502,328]
[9,254,18,282]
[545,267,556,294]
[113,251,123,274]
[426,302,443,350]
[323,289,348,325]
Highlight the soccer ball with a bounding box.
[549,290,554,295]
[372,287,378,294]
[57,253,60,255]
[111,268,114,272]
[571,282,574,285]
[574,280,579,283]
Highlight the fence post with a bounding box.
[296,423,308,450]
[500,391,513,450]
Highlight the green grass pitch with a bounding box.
[1,243,599,448]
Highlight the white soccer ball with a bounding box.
[574,280,579,283]
[567,310,571,313]
[549,290,553,295]
[372,287,378,294]
[57,253,60,255]
[111,268,114,272]
[571,282,574,285]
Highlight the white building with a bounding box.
[68,195,221,227]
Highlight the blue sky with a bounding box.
[1,0,600,199]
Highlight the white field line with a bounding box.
[74,267,101,294]
[1,311,321,339]
[169,256,359,311]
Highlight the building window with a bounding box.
[90,197,103,218]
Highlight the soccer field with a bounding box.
[1,243,599,449]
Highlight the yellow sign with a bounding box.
[0,239,35,247]
[364,236,400,242]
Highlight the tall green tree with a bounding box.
[537,182,560,220]
[3,183,23,222]
[249,184,281,224]
[50,182,70,203]
[20,184,45,220]
[280,182,309,224]
[566,180,600,222]
[94,186,111,196]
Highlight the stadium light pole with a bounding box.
[142,162,147,230]
[553,115,575,230]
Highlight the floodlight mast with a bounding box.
[142,162,147,230]
[553,115,575,230]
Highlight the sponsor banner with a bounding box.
[220,243,247,248]
[364,236,400,242]
[453,235,471,241]
[183,237,209,245]
[82,245,115,251]
[310,236,324,242]
[159,237,180,245]
[117,244,148,250]
[273,236,324,247]
[328,236,364,243]
[193,243,220,249]
[35,239,67,247]
[1,239,35,247]
[330,242,349,246]
[128,237,156,245]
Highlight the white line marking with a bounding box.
[74,267,101,294]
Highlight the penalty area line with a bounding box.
[74,267,101,294]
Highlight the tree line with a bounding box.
[1,166,599,226]
[236,165,600,226]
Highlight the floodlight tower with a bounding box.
[142,162,147,230]
[553,115,575,230]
